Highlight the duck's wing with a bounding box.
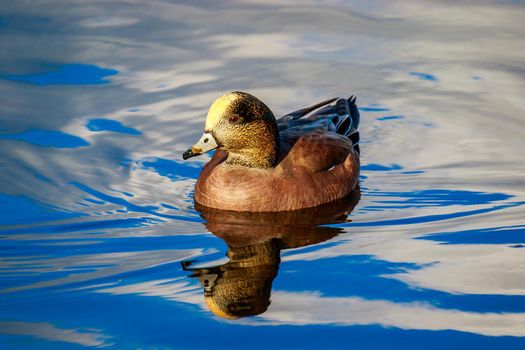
[278,95,360,151]
[281,97,337,119]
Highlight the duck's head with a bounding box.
[183,91,279,168]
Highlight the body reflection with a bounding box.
[182,189,360,319]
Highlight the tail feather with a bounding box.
[348,95,360,132]
[331,95,359,136]
[338,95,360,154]
[347,95,360,154]
[285,97,338,119]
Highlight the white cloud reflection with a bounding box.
[78,16,140,28]
[0,321,112,347]
[257,291,525,337]
[96,278,525,337]
[1,249,203,293]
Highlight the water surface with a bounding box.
[1,0,525,349]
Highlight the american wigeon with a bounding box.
[183,91,360,211]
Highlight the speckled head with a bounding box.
[205,92,243,131]
[183,91,280,168]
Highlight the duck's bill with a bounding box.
[183,132,218,160]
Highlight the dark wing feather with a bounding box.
[278,95,360,151]
[283,97,337,119]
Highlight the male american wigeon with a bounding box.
[183,91,360,212]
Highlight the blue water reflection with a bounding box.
[419,225,525,245]
[377,115,404,121]
[141,158,202,180]
[409,72,438,81]
[359,106,391,112]
[361,163,403,171]
[0,129,89,148]
[2,64,118,85]
[86,119,141,135]
[0,194,79,226]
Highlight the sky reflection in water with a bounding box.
[1,64,118,85]
[1,0,525,349]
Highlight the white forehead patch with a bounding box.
[205,93,240,130]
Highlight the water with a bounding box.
[1,0,525,348]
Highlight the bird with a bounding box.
[183,91,360,212]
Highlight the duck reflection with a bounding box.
[182,188,360,319]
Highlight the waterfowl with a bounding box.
[183,91,360,212]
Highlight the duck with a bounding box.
[183,91,360,212]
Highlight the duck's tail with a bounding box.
[334,95,359,134]
[332,96,360,153]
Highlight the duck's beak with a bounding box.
[183,132,219,160]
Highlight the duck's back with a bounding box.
[194,96,360,212]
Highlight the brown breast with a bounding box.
[194,132,359,212]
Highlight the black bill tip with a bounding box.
[183,148,199,160]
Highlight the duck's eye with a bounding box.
[228,114,240,124]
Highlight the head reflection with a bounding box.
[182,188,360,319]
